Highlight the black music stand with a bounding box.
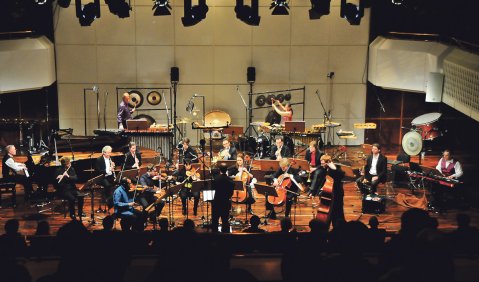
[284,121,305,133]
[126,119,149,131]
[164,183,183,228]
[254,183,278,225]
[81,174,105,225]
[121,168,141,180]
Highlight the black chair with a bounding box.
[0,178,17,208]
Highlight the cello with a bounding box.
[232,155,251,203]
[267,162,294,206]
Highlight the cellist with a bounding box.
[266,158,303,219]
[227,153,256,215]
[317,155,345,228]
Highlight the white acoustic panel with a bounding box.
[425,72,444,103]
[368,36,451,92]
[0,36,56,93]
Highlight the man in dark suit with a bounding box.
[356,143,388,194]
[211,164,234,233]
[180,137,198,163]
[55,157,84,219]
[138,164,165,218]
[304,141,324,196]
[95,145,116,208]
[117,92,135,130]
[270,136,292,160]
[219,140,237,160]
[124,142,142,170]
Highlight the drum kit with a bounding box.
[402,112,443,156]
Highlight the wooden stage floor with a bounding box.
[1,146,478,235]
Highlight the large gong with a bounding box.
[402,131,423,156]
[204,110,231,128]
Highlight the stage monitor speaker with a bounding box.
[425,72,444,103]
[171,67,179,83]
[247,67,256,83]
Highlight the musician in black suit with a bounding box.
[318,155,345,228]
[270,136,292,160]
[55,157,84,219]
[219,139,237,161]
[266,158,304,219]
[304,141,324,196]
[356,143,388,194]
[212,164,234,233]
[95,145,116,207]
[172,160,200,216]
[138,164,165,217]
[2,145,34,201]
[179,137,198,163]
[124,142,142,170]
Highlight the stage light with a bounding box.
[153,0,172,16]
[35,0,48,5]
[181,0,209,27]
[105,0,131,18]
[391,0,404,5]
[235,0,261,26]
[270,0,289,15]
[58,0,71,8]
[76,0,100,26]
[309,0,330,20]
[340,0,364,25]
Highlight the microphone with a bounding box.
[92,85,99,93]
[315,89,319,95]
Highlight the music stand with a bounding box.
[284,121,305,133]
[162,183,182,227]
[121,168,141,180]
[81,174,105,225]
[215,160,236,168]
[258,160,280,172]
[126,119,149,130]
[229,180,245,226]
[254,183,278,225]
[288,158,309,171]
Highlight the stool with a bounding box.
[0,181,17,208]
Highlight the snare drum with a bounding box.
[411,112,442,140]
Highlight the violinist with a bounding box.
[317,155,345,228]
[227,153,256,215]
[304,141,324,197]
[138,164,165,217]
[113,177,143,230]
[266,158,302,219]
[55,157,84,220]
[124,142,142,170]
[172,160,200,216]
[219,140,237,160]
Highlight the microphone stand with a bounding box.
[315,90,329,148]
[103,91,108,131]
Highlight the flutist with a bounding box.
[55,157,84,220]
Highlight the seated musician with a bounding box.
[113,177,142,230]
[55,157,84,220]
[356,143,387,195]
[172,160,200,216]
[138,164,165,216]
[270,136,292,161]
[271,98,293,125]
[95,145,116,208]
[304,141,324,196]
[431,149,464,211]
[2,145,34,201]
[124,142,142,170]
[317,155,345,228]
[227,153,256,215]
[266,158,303,219]
[180,137,198,164]
[219,140,237,161]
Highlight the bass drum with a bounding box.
[256,135,271,159]
[402,131,423,156]
[411,112,442,140]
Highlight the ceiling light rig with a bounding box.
[105,0,131,18]
[181,0,209,27]
[153,0,172,16]
[309,0,330,20]
[235,0,261,26]
[76,0,100,26]
[340,0,364,25]
[270,0,290,16]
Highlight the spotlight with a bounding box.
[181,0,209,27]
[270,0,289,15]
[309,0,330,20]
[76,0,100,26]
[340,0,364,25]
[35,0,48,5]
[391,0,404,5]
[153,0,172,16]
[235,0,260,26]
[105,0,131,18]
[58,0,71,8]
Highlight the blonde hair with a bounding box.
[279,158,290,168]
[320,154,332,163]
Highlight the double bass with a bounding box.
[315,175,334,225]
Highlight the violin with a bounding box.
[185,167,200,181]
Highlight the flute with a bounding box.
[57,165,72,183]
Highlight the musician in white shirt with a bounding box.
[2,145,34,201]
[95,145,116,210]
[435,149,463,179]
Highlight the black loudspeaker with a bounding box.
[247,67,256,83]
[171,67,179,83]
[362,195,386,214]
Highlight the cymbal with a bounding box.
[317,122,341,127]
[250,121,269,126]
